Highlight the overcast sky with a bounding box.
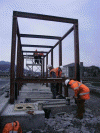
[0,0,100,69]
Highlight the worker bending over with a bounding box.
[65,79,90,119]
[50,66,63,99]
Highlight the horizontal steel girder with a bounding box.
[20,34,61,40]
[14,11,78,24]
[21,44,53,48]
[15,78,68,83]
[22,51,48,53]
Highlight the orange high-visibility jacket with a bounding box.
[69,80,90,100]
[2,121,22,133]
[34,50,38,56]
[39,53,44,56]
[34,52,38,56]
[50,67,62,77]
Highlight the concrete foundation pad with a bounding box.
[0,104,45,132]
[43,104,76,116]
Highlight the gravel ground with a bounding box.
[41,88,100,133]
[25,87,100,133]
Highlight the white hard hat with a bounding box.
[59,66,63,70]
[47,64,52,69]
[65,79,70,86]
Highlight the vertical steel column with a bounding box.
[59,41,62,66]
[46,54,48,87]
[16,36,22,95]
[22,56,24,77]
[43,58,44,77]
[74,23,80,81]
[59,41,62,95]
[41,62,42,77]
[19,50,24,89]
[21,52,24,78]
[32,59,33,74]
[44,57,45,77]
[51,49,53,68]
[10,16,17,104]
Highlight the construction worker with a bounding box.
[47,64,53,77]
[2,121,22,133]
[34,49,39,64]
[38,53,44,64]
[65,79,90,119]
[50,66,63,99]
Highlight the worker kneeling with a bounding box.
[65,79,90,119]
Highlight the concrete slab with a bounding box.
[1,104,45,131]
[14,103,38,111]
[16,83,53,104]
[43,104,76,116]
[0,93,9,115]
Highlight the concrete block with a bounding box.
[43,104,76,116]
[14,103,38,111]
[1,104,45,132]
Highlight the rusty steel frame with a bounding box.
[15,78,67,83]
[46,54,48,87]
[20,34,61,40]
[22,44,53,48]
[10,11,80,103]
[13,11,78,23]
[22,51,48,53]
[51,49,53,68]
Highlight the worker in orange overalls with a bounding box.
[50,66,63,99]
[34,49,39,64]
[2,121,22,133]
[38,53,44,64]
[65,79,90,119]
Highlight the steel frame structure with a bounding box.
[10,11,80,103]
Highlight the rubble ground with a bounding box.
[37,87,100,133]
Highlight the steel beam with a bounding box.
[16,21,23,95]
[41,62,42,77]
[74,23,80,81]
[51,49,53,68]
[46,54,48,87]
[10,16,17,104]
[43,58,45,77]
[14,11,78,24]
[23,55,45,56]
[23,55,34,58]
[21,54,24,78]
[22,44,53,48]
[23,51,48,53]
[59,41,62,94]
[26,64,42,66]
[59,41,62,66]
[16,36,21,94]
[20,34,61,40]
[15,78,67,83]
